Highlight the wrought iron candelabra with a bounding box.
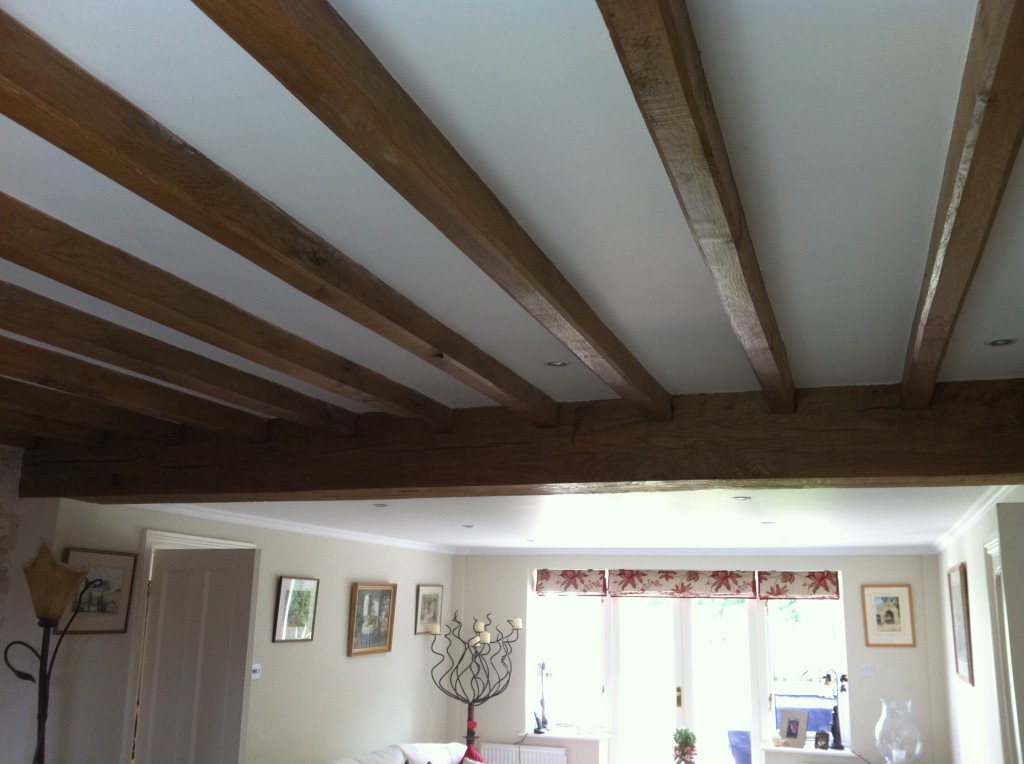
[429,612,522,756]
[823,670,849,750]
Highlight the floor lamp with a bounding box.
[3,542,97,764]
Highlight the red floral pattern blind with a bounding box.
[535,569,608,595]
[537,569,841,599]
[757,571,840,599]
[609,569,757,597]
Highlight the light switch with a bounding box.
[859,663,876,678]
[251,663,262,680]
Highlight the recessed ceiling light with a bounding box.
[985,338,1018,347]
[733,495,752,501]
[371,503,389,508]
[545,360,571,368]
[462,524,475,529]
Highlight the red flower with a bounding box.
[559,570,589,591]
[807,571,838,593]
[616,569,647,591]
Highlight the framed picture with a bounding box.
[415,584,443,635]
[947,562,974,684]
[60,548,137,634]
[814,731,830,750]
[778,709,808,747]
[273,576,319,642]
[862,583,916,647]
[348,582,397,656]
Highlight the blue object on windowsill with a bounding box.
[728,730,751,764]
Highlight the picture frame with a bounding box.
[348,582,397,656]
[778,709,808,747]
[947,562,974,684]
[415,584,443,635]
[273,576,319,642]
[814,731,830,750]
[60,548,137,634]
[862,583,916,647]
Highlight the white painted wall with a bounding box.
[2,488,455,764]
[453,552,951,764]
[996,503,1024,762]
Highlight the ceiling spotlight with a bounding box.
[733,495,752,501]
[985,338,1018,347]
[372,503,389,508]
[462,524,475,529]
[544,360,571,368]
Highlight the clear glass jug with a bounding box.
[874,698,922,763]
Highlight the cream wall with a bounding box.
[1,480,455,764]
[453,552,952,764]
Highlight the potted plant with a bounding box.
[674,728,697,763]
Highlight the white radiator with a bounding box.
[478,743,567,764]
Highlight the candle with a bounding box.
[469,635,481,647]
[429,623,441,635]
[481,631,491,643]
[474,620,485,633]
[512,617,523,630]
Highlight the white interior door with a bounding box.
[133,547,259,764]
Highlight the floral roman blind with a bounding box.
[537,569,840,599]
[535,569,608,595]
[608,569,757,597]
[757,571,840,600]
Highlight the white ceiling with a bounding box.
[3,0,1022,552]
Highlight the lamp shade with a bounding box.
[22,541,87,622]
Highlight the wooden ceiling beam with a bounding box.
[0,193,437,431]
[190,0,671,422]
[902,0,1024,408]
[18,379,1024,502]
[0,336,268,441]
[0,281,353,433]
[0,405,106,447]
[0,428,38,450]
[0,12,556,427]
[598,0,795,413]
[0,375,181,443]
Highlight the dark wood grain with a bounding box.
[902,0,1024,408]
[19,380,1024,501]
[190,0,670,421]
[599,0,795,413]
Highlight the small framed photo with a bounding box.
[273,576,319,642]
[779,709,808,747]
[348,582,397,656]
[862,583,916,647]
[61,548,137,634]
[947,562,974,684]
[814,731,830,750]
[415,584,443,635]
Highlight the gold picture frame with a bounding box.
[862,583,916,647]
[348,582,397,656]
[947,563,973,684]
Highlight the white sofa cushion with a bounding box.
[325,744,405,764]
[398,742,467,764]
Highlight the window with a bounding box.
[530,569,847,759]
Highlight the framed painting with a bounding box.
[273,576,319,642]
[862,583,916,647]
[61,548,137,634]
[778,709,808,747]
[415,584,443,635]
[947,562,973,684]
[348,582,397,656]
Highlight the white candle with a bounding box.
[474,620,485,633]
[429,623,441,635]
[512,617,523,629]
[481,631,491,643]
[469,635,481,646]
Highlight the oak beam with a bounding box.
[190,0,670,422]
[0,428,37,450]
[0,406,105,447]
[0,281,354,432]
[0,13,555,427]
[0,336,268,441]
[18,379,1024,502]
[598,0,795,413]
[902,0,1024,408]
[0,376,181,442]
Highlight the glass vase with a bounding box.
[875,698,922,764]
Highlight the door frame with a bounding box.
[118,530,256,762]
